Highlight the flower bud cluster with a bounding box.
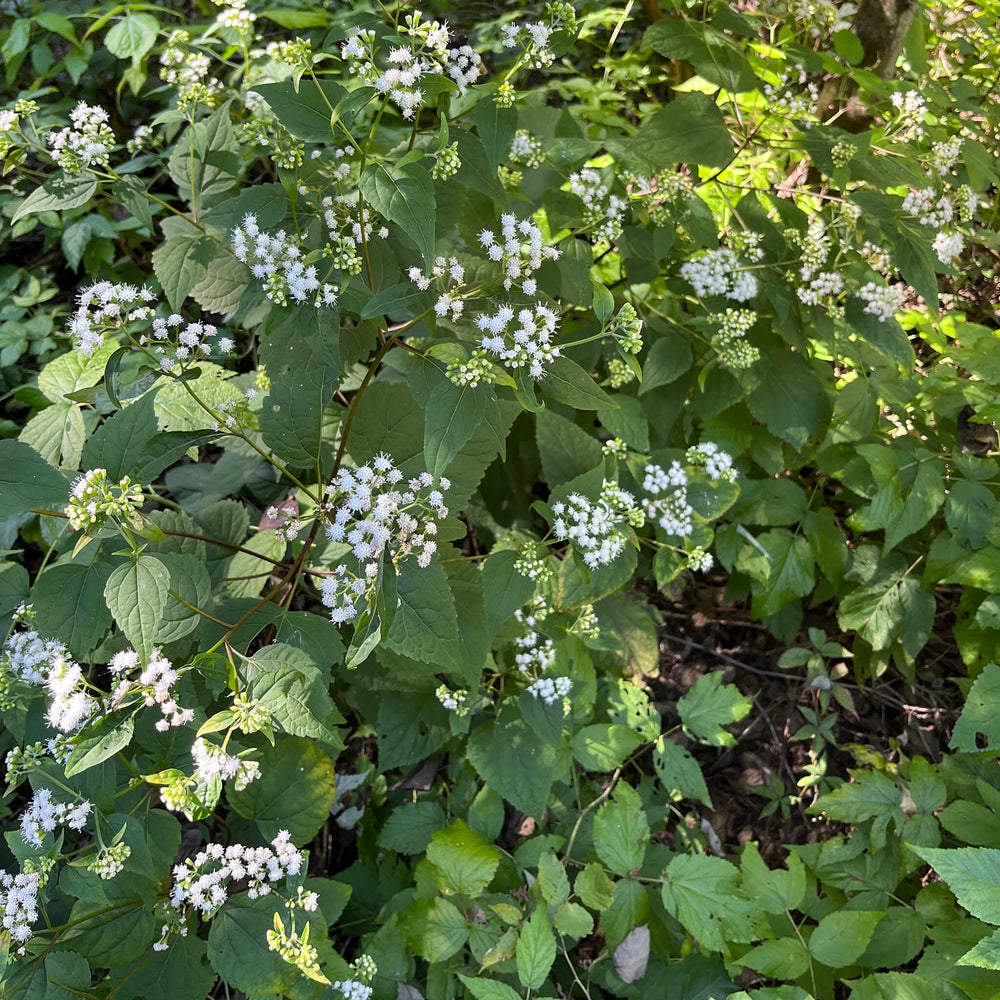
[87,842,133,880]
[47,102,114,173]
[232,214,338,308]
[66,468,143,532]
[890,90,927,138]
[192,737,261,789]
[608,302,643,353]
[436,684,470,715]
[901,187,954,228]
[322,194,389,276]
[213,0,256,32]
[432,142,461,180]
[762,65,818,117]
[446,350,494,388]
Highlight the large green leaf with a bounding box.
[517,904,557,989]
[108,933,215,1000]
[64,709,135,777]
[104,555,170,662]
[481,549,536,640]
[424,380,490,476]
[660,854,745,952]
[259,359,338,468]
[151,228,218,312]
[360,161,436,265]
[677,671,753,747]
[747,356,831,449]
[653,738,712,808]
[252,78,348,141]
[19,403,85,470]
[607,92,733,169]
[593,781,649,876]
[426,819,501,896]
[950,664,1000,753]
[643,16,757,92]
[383,559,461,670]
[809,910,884,968]
[32,560,114,657]
[105,13,158,60]
[167,103,241,212]
[12,173,98,222]
[467,716,558,820]
[542,356,618,411]
[0,439,72,516]
[227,736,337,843]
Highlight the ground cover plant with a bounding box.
[1,0,1000,997]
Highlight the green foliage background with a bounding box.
[1,1,1000,999]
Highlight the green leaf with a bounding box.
[556,901,595,938]
[403,896,468,962]
[593,781,649,876]
[107,933,215,1000]
[259,360,337,468]
[32,561,114,658]
[747,356,830,449]
[538,851,571,906]
[104,555,170,662]
[383,558,461,670]
[251,79,348,142]
[190,248,251,315]
[517,904,557,989]
[458,976,522,1000]
[19,404,84,470]
[536,409,603,485]
[916,847,1000,926]
[946,480,996,550]
[958,926,1000,969]
[677,671,753,747]
[813,770,903,851]
[105,14,158,60]
[378,800,446,854]
[593,593,660,674]
[572,724,642,771]
[227,736,337,843]
[113,174,154,230]
[950,663,1000,753]
[61,893,156,966]
[542,355,618,410]
[64,709,135,778]
[608,92,733,169]
[467,717,557,820]
[808,910,884,968]
[575,862,615,911]
[653,739,712,808]
[741,938,810,979]
[473,100,517,169]
[643,17,757,92]
[0,439,71,517]
[602,878,649,951]
[660,853,743,952]
[360,161,436,265]
[838,573,934,657]
[222,530,285,599]
[424,381,489,476]
[482,549,536,639]
[151,231,217,312]
[247,655,345,749]
[167,103,241,211]
[207,895,298,996]
[12,173,98,222]
[426,819,501,896]
[638,330,692,394]
[754,530,816,618]
[739,842,806,914]
[360,281,427,320]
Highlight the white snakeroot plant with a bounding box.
[551,481,644,569]
[46,101,114,173]
[680,247,759,302]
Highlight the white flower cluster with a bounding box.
[478,213,562,293]
[321,455,449,625]
[341,14,484,122]
[783,0,857,38]
[711,308,759,370]
[88,842,132,880]
[857,281,907,322]
[67,280,156,356]
[322,194,389,276]
[513,603,556,674]
[500,4,574,69]
[797,270,845,307]
[476,302,561,379]
[569,168,628,244]
[213,0,255,32]
[160,30,223,111]
[861,241,891,274]
[551,481,643,569]
[47,101,114,173]
[642,462,694,537]
[927,136,962,176]
[108,648,196,733]
[680,248,758,302]
[232,214,338,308]
[148,314,228,373]
[408,255,466,321]
[191,737,261,790]
[1,611,68,689]
[435,684,469,715]
[509,129,545,168]
[44,653,96,732]
[166,830,303,926]
[901,187,954,228]
[890,90,927,138]
[933,230,965,263]
[687,442,737,482]
[526,675,572,704]
[334,981,374,1000]
[762,65,819,117]
[0,109,18,132]
[0,869,41,951]
[20,789,92,848]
